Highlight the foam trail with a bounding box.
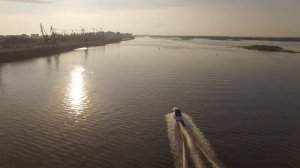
[166,113,186,168]
[183,114,224,168]
[165,113,224,168]
[182,141,187,168]
[179,123,206,168]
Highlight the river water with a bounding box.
[0,37,300,168]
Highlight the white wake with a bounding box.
[165,113,224,168]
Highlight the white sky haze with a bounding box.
[0,0,299,36]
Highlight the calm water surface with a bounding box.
[0,37,300,168]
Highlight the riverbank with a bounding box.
[139,35,300,42]
[0,38,132,63]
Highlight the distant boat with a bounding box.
[173,107,183,121]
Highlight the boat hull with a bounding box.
[174,115,183,121]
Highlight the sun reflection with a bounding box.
[68,66,86,115]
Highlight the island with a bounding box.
[240,45,299,53]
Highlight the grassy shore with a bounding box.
[240,45,299,53]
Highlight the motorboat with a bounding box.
[173,107,183,121]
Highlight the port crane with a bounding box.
[40,23,49,43]
[50,26,57,44]
[81,27,88,42]
[40,23,57,44]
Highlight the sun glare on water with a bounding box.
[68,66,87,116]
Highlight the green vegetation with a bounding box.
[240,45,299,53]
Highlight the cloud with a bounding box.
[0,0,52,3]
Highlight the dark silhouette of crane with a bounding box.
[81,27,88,42]
[40,23,49,43]
[50,26,57,44]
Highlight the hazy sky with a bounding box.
[0,0,299,36]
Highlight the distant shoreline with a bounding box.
[138,35,300,42]
[0,38,133,63]
[239,45,299,53]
